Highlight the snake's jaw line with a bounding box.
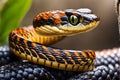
[35,20,99,36]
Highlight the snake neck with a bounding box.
[9,26,65,45]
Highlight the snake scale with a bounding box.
[0,46,119,80]
[9,8,100,71]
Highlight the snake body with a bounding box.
[9,8,100,71]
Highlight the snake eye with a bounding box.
[69,15,79,25]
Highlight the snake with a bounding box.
[9,8,100,72]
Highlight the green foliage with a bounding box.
[0,0,32,46]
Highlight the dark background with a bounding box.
[21,0,119,50]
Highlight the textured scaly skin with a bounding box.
[9,8,100,71]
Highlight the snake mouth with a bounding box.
[35,20,99,36]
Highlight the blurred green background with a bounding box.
[22,0,119,50]
[0,0,32,45]
[1,0,120,50]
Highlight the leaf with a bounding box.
[0,0,32,46]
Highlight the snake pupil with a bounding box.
[69,15,78,25]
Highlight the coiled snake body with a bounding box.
[9,8,100,71]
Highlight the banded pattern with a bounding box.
[9,26,95,71]
[69,48,120,80]
[9,8,99,71]
[0,47,119,80]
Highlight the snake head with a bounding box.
[33,8,100,36]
